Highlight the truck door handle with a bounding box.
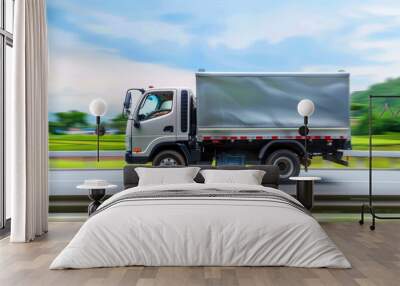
[163,126,174,132]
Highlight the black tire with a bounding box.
[265,149,300,181]
[153,150,186,166]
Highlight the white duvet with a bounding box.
[50,183,350,269]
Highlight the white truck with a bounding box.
[123,72,351,180]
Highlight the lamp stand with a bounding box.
[304,116,308,173]
[96,116,100,162]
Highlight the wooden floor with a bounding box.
[0,221,400,286]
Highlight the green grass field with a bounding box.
[49,134,125,151]
[351,133,400,150]
[49,159,127,169]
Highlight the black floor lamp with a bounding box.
[89,99,107,162]
[297,99,315,172]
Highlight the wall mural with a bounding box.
[48,0,400,171]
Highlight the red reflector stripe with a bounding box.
[203,135,345,141]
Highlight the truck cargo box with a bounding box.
[196,72,350,139]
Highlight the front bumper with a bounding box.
[125,151,149,164]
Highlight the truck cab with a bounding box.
[124,87,197,166]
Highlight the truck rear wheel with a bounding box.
[153,150,186,166]
[265,150,300,181]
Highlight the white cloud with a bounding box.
[342,13,400,63]
[51,1,192,46]
[48,28,195,119]
[343,24,400,64]
[52,0,346,50]
[358,4,400,17]
[48,0,400,95]
[77,11,192,46]
[343,2,400,61]
[301,2,400,91]
[208,8,344,49]
[302,63,400,92]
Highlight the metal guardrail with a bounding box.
[341,150,400,158]
[49,150,400,158]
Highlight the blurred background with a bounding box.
[47,0,400,170]
[47,1,400,210]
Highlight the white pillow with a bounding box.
[200,169,266,185]
[136,167,200,186]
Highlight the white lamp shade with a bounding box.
[297,99,315,117]
[89,99,107,116]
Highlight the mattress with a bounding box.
[50,183,350,269]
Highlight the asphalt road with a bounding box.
[49,169,400,196]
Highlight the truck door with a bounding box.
[132,90,176,156]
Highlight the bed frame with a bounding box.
[123,165,280,189]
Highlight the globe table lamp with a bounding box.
[89,99,107,162]
[297,99,315,172]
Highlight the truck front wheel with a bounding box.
[265,150,300,181]
[153,150,186,166]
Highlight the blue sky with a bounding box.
[47,0,400,117]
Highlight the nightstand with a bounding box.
[77,180,117,215]
[289,176,321,210]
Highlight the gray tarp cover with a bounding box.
[196,73,350,129]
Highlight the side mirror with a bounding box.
[133,119,140,128]
[122,92,132,118]
[123,92,132,109]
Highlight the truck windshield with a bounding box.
[138,92,173,121]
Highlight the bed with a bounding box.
[50,165,350,269]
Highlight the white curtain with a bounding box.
[8,0,48,242]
